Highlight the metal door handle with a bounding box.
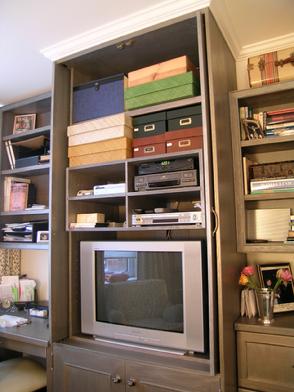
[212,207,219,236]
[127,377,136,386]
[111,375,122,383]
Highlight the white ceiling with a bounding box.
[0,0,293,106]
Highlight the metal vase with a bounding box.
[255,288,275,325]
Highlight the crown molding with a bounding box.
[41,0,210,62]
[209,0,241,59]
[237,31,294,61]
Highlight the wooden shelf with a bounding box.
[240,242,294,253]
[68,195,125,204]
[1,163,50,176]
[244,192,294,201]
[68,224,203,232]
[126,96,202,117]
[0,242,49,250]
[2,125,50,142]
[0,209,49,216]
[241,135,294,148]
[128,186,201,198]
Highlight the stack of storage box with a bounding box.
[132,105,203,158]
[125,56,200,110]
[67,112,133,167]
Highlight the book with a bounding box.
[5,141,14,169]
[242,156,255,195]
[3,176,31,212]
[9,183,29,211]
[250,177,294,192]
[267,107,294,116]
[266,121,294,130]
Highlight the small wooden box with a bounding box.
[125,72,200,110]
[127,56,196,87]
[133,111,166,139]
[248,48,294,88]
[67,113,133,146]
[165,128,202,153]
[132,134,166,157]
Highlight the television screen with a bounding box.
[95,250,183,333]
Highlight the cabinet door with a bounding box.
[53,343,125,392]
[237,331,294,392]
[125,361,220,392]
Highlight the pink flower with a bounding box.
[274,268,293,291]
[276,268,292,283]
[242,265,255,277]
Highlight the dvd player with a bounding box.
[134,170,197,191]
[138,157,195,175]
[132,211,202,226]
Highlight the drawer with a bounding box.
[0,336,47,358]
[237,331,294,392]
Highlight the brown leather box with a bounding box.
[165,127,202,153]
[248,48,294,88]
[132,134,166,157]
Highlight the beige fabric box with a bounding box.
[68,137,132,167]
[67,113,133,146]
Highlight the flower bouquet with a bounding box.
[239,264,293,322]
[239,266,258,318]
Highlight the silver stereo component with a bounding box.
[132,211,202,226]
[134,170,197,191]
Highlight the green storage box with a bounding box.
[125,72,200,110]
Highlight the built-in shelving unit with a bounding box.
[51,8,241,392]
[230,80,294,253]
[0,93,51,249]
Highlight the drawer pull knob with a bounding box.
[112,375,122,383]
[127,377,136,387]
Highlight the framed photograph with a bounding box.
[257,263,294,313]
[242,119,264,140]
[36,230,49,243]
[13,114,36,134]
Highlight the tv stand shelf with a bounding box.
[67,149,205,231]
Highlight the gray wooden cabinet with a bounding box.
[236,317,294,392]
[53,342,220,392]
[51,7,242,392]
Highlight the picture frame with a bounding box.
[36,230,49,243]
[257,263,294,313]
[242,119,264,140]
[13,114,36,134]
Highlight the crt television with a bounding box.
[80,240,207,353]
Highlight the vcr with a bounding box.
[134,169,197,191]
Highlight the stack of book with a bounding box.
[250,177,294,194]
[239,106,294,140]
[285,215,294,244]
[243,160,294,195]
[1,221,48,242]
[263,107,294,137]
[3,176,36,211]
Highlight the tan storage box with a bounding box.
[68,137,132,167]
[67,113,133,146]
[127,56,196,88]
[248,48,294,88]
